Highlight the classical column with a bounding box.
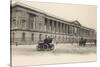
[66,24,68,35]
[82,29,84,37]
[64,24,66,34]
[33,16,38,31]
[62,23,64,34]
[79,28,81,36]
[54,21,56,33]
[46,19,49,32]
[33,17,36,30]
[58,22,60,34]
[44,18,47,32]
[65,24,67,34]
[69,25,72,35]
[77,27,79,36]
[67,24,70,35]
[61,23,64,34]
[60,23,62,34]
[83,29,85,37]
[72,26,74,35]
[61,23,63,34]
[63,24,65,34]
[74,26,78,36]
[55,21,58,33]
[51,20,55,33]
[84,30,86,37]
[72,26,76,35]
[49,20,52,33]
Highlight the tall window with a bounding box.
[39,34,42,41]
[32,33,34,41]
[21,19,25,28]
[22,32,25,41]
[30,20,34,29]
[12,17,17,27]
[29,14,35,29]
[45,18,47,25]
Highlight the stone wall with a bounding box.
[11,5,96,45]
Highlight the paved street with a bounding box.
[12,43,96,67]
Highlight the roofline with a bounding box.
[81,25,96,31]
[11,2,74,23]
[11,2,95,31]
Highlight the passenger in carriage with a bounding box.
[44,36,49,44]
[44,36,53,47]
[44,36,53,44]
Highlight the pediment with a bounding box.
[72,20,81,26]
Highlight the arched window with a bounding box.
[22,32,25,41]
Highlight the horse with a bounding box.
[79,38,87,47]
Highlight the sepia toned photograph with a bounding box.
[11,0,97,67]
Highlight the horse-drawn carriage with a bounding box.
[36,37,55,51]
[37,42,54,51]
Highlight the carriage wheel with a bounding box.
[43,44,48,51]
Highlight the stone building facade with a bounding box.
[11,3,96,45]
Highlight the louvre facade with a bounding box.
[11,3,96,45]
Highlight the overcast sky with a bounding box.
[12,0,97,30]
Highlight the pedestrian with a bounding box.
[79,37,83,46]
[83,39,87,46]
